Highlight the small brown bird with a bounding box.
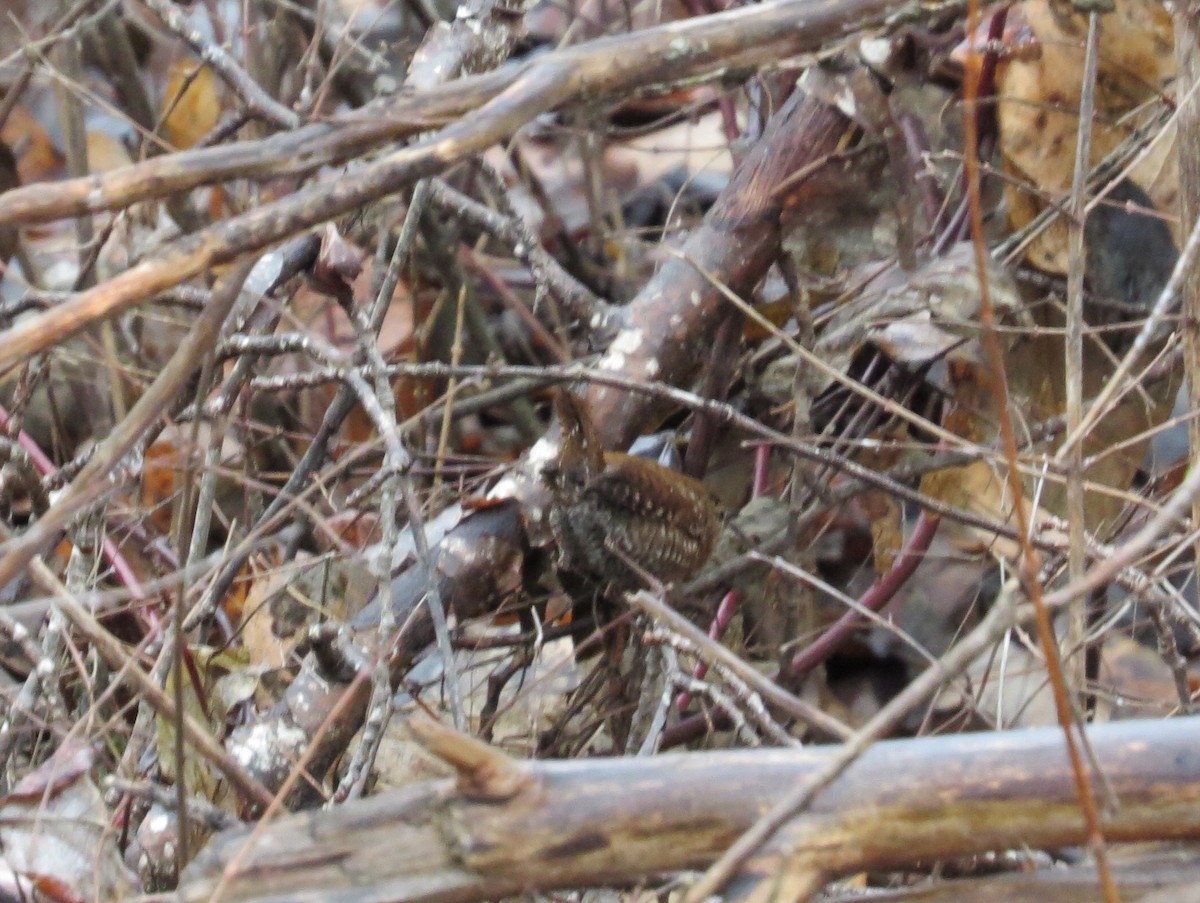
[543,389,720,590]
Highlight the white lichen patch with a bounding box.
[599,327,645,372]
[666,36,691,59]
[489,436,557,502]
[859,38,891,69]
[612,327,644,356]
[230,721,307,778]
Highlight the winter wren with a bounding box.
[543,389,720,589]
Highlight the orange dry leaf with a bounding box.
[856,430,907,573]
[218,557,255,626]
[861,489,903,574]
[921,323,1177,556]
[238,555,305,672]
[141,436,182,536]
[743,296,794,342]
[161,59,222,150]
[0,104,61,183]
[996,0,1180,273]
[85,130,133,173]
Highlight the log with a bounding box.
[172,718,1200,903]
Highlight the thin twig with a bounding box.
[960,4,1116,896]
[1063,11,1101,705]
[682,582,1023,902]
[140,0,301,130]
[626,591,851,742]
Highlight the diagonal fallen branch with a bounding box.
[0,0,963,376]
[0,0,950,230]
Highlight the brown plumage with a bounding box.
[543,389,720,589]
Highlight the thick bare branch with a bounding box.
[175,718,1200,903]
[0,0,962,375]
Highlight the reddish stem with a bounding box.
[676,444,772,711]
[788,510,940,677]
[0,404,148,607]
[676,588,740,711]
[751,442,771,497]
